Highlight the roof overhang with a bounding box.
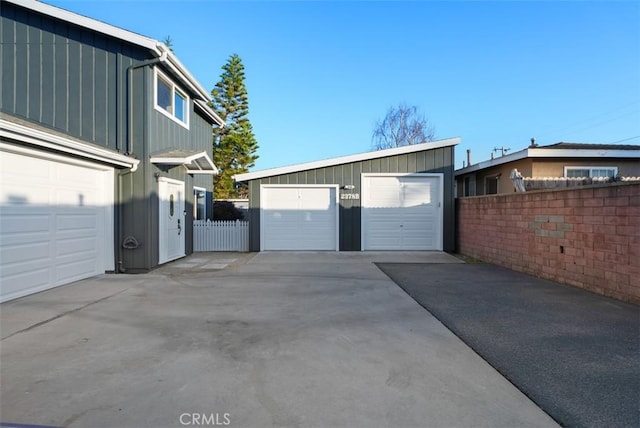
[455,146,640,176]
[150,150,219,175]
[194,100,225,128]
[0,116,140,171]
[235,137,460,182]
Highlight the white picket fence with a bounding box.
[193,220,249,252]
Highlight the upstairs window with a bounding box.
[155,68,189,128]
[565,166,617,178]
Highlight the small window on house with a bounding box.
[463,176,471,197]
[485,176,499,195]
[194,187,206,220]
[155,68,189,128]
[565,166,617,178]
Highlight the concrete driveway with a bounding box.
[1,252,557,428]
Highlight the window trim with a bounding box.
[154,67,190,129]
[564,166,618,178]
[193,186,207,220]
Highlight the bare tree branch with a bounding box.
[372,103,436,150]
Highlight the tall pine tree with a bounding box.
[211,54,258,198]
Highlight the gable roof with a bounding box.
[235,137,460,182]
[455,142,640,176]
[5,0,223,127]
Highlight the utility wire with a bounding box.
[607,135,640,144]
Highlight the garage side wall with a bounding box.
[246,147,455,252]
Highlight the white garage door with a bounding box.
[362,174,442,250]
[261,186,338,251]
[0,148,114,302]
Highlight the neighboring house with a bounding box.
[455,142,640,197]
[0,0,224,302]
[234,138,459,252]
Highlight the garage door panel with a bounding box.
[1,212,50,235]
[56,236,98,256]
[262,186,337,251]
[363,175,441,251]
[0,242,50,265]
[0,268,50,299]
[56,212,98,230]
[56,257,98,283]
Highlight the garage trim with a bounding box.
[361,173,444,251]
[0,117,140,171]
[260,184,340,251]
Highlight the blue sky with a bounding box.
[47,0,640,170]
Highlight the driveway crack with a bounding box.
[1,288,129,341]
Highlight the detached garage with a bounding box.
[235,138,459,252]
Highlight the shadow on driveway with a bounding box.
[377,262,640,428]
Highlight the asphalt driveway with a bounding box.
[0,252,557,428]
[378,262,640,428]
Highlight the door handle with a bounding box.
[177,219,182,235]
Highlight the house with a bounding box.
[234,138,459,252]
[0,0,224,302]
[455,142,640,197]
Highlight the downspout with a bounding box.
[119,51,167,272]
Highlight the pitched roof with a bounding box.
[5,0,223,127]
[455,142,640,176]
[235,137,460,182]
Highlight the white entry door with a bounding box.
[158,178,185,263]
[362,174,442,251]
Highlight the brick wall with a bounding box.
[457,182,640,304]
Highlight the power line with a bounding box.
[607,135,640,144]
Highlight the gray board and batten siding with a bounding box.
[244,145,456,252]
[1,0,218,272]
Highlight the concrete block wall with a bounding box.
[457,183,640,304]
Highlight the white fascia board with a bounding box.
[235,137,460,182]
[150,151,219,174]
[0,118,140,171]
[156,44,211,104]
[455,149,529,176]
[7,0,159,53]
[194,100,225,128]
[527,148,640,158]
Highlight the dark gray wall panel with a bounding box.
[13,7,28,117]
[27,23,40,120]
[40,19,55,125]
[1,1,148,150]
[1,7,14,111]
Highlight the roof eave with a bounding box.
[235,137,460,182]
[455,147,640,176]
